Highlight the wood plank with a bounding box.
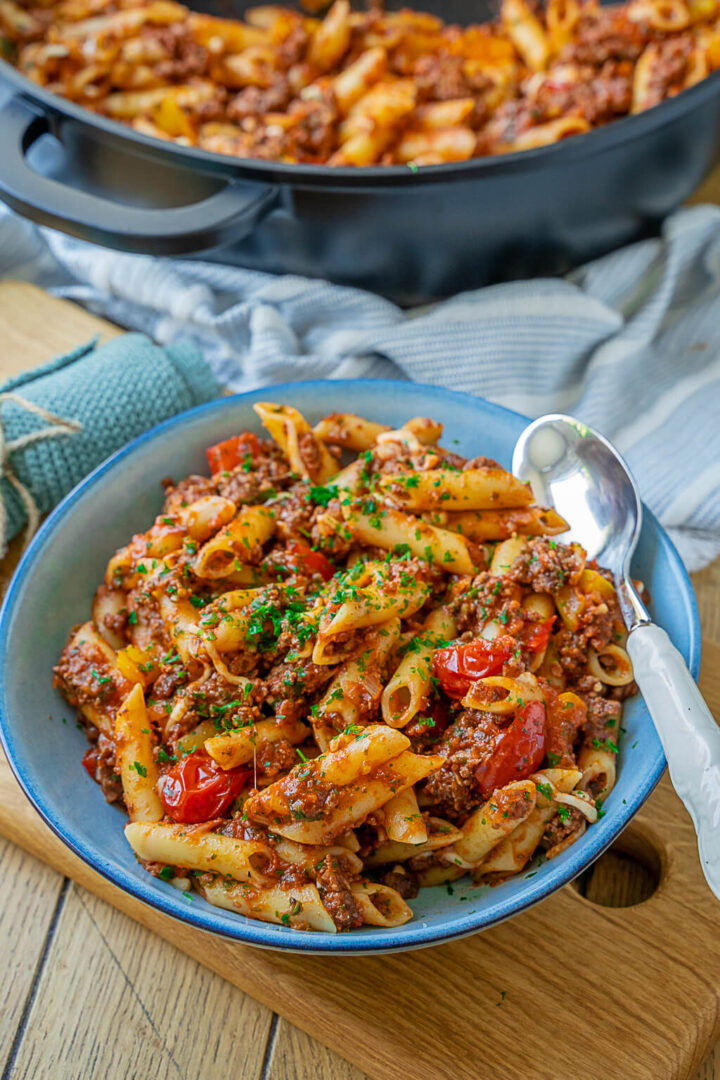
[0,837,65,1076]
[7,880,274,1080]
[693,559,720,643]
[0,281,121,380]
[268,1022,368,1080]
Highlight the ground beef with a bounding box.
[54,635,126,717]
[450,571,523,637]
[554,597,615,681]
[262,659,334,701]
[162,474,217,514]
[152,669,188,701]
[215,437,295,506]
[412,52,472,100]
[228,76,293,120]
[82,734,122,803]
[256,737,298,779]
[146,24,209,80]
[422,709,500,818]
[508,537,584,594]
[533,60,634,125]
[192,671,259,710]
[561,8,649,65]
[541,806,585,851]
[463,456,503,471]
[273,484,316,541]
[583,695,622,742]
[315,855,363,930]
[643,34,695,108]
[284,93,340,162]
[545,688,584,766]
[276,23,309,65]
[381,867,419,899]
[247,761,343,826]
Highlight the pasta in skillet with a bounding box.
[54,405,637,932]
[5,0,720,167]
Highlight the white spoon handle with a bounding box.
[627,623,720,900]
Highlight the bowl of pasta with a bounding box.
[0,381,700,952]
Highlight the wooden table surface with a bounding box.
[1,199,720,1079]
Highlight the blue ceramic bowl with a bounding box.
[0,381,700,953]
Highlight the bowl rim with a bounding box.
[0,379,701,953]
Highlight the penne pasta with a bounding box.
[56,403,640,932]
[381,607,456,727]
[445,505,568,542]
[377,468,533,511]
[193,505,275,578]
[343,502,476,574]
[205,717,310,769]
[125,821,275,882]
[254,402,340,483]
[114,684,164,822]
[12,0,717,174]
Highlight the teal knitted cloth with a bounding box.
[0,332,220,554]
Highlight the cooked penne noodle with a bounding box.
[449,780,537,867]
[350,881,413,927]
[462,671,545,713]
[254,402,340,483]
[365,817,462,866]
[490,534,528,575]
[381,607,456,727]
[314,618,401,731]
[478,769,581,873]
[588,644,634,686]
[343,502,476,574]
[502,116,590,151]
[578,744,617,800]
[313,412,390,450]
[201,876,339,931]
[446,505,568,541]
[377,468,533,511]
[501,0,550,68]
[125,821,274,882]
[114,684,164,822]
[382,786,428,844]
[205,717,310,769]
[313,567,430,661]
[92,585,128,649]
[193,506,275,578]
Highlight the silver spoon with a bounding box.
[512,414,720,899]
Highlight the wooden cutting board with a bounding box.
[1,281,720,1080]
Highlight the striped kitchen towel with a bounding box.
[1,202,719,570]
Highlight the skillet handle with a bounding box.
[0,95,279,255]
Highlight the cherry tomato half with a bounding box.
[475,700,547,798]
[158,751,251,824]
[286,538,335,581]
[523,616,556,653]
[82,747,98,780]
[432,637,514,699]
[206,432,261,475]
